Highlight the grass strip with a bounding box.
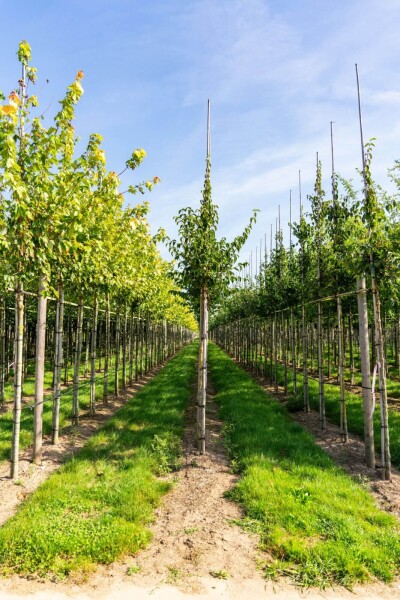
[0,354,150,464]
[272,363,400,468]
[208,343,400,588]
[0,363,117,463]
[0,342,198,579]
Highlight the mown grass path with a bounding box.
[208,343,400,588]
[0,343,198,579]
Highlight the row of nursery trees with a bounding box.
[0,42,197,479]
[211,132,400,480]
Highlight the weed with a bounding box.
[151,432,182,475]
[126,564,141,575]
[184,527,198,534]
[210,569,229,579]
[167,566,181,583]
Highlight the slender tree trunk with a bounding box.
[128,310,134,386]
[349,312,355,386]
[33,275,48,464]
[122,304,128,388]
[51,283,64,444]
[327,317,331,379]
[103,292,110,404]
[114,306,120,397]
[0,299,5,405]
[357,276,375,467]
[282,311,287,394]
[317,301,325,429]
[337,295,348,442]
[302,303,309,412]
[63,316,70,385]
[197,287,208,454]
[84,319,90,378]
[371,276,391,480]
[290,309,297,397]
[72,296,84,425]
[11,283,24,479]
[90,297,98,415]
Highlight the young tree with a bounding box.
[169,101,257,453]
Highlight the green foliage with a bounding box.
[211,141,400,325]
[169,154,257,310]
[0,343,198,579]
[0,41,196,328]
[208,343,400,588]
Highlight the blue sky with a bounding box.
[1,0,400,269]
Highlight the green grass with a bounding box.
[0,352,153,464]
[0,364,116,463]
[0,342,197,579]
[208,343,400,588]
[269,362,400,468]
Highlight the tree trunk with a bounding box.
[357,276,375,468]
[290,309,297,397]
[0,299,5,405]
[11,283,24,479]
[302,303,309,412]
[33,275,48,464]
[114,306,120,396]
[90,297,98,415]
[371,276,391,480]
[197,287,208,454]
[103,292,110,404]
[337,295,348,442]
[51,283,64,444]
[72,296,84,425]
[317,301,325,429]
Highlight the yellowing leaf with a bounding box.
[0,104,18,116]
[8,91,20,107]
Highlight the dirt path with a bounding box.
[0,368,164,527]
[121,385,263,594]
